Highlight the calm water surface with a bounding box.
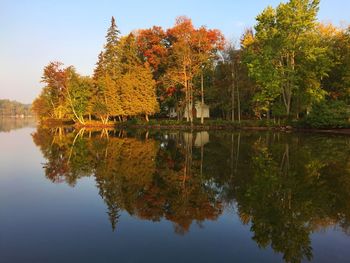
[1,119,350,263]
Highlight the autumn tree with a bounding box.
[319,23,350,103]
[119,33,159,120]
[38,61,68,119]
[136,26,170,114]
[194,26,225,123]
[65,67,93,124]
[136,26,168,76]
[93,16,124,123]
[32,62,95,124]
[32,87,54,119]
[165,17,224,122]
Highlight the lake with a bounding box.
[1,119,350,263]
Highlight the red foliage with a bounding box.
[136,26,168,71]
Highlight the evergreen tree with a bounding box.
[93,51,105,81]
[103,16,121,78]
[92,16,123,122]
[119,34,159,120]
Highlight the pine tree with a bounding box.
[93,51,105,81]
[92,17,123,122]
[103,16,121,78]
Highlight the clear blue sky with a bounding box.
[1,0,349,103]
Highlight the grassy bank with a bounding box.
[38,118,350,134]
[115,119,294,131]
[115,119,350,134]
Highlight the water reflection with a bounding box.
[0,117,36,132]
[32,127,350,263]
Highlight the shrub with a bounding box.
[299,101,350,128]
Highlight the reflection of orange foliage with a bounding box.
[130,143,222,233]
[166,197,223,234]
[32,127,77,185]
[101,137,158,184]
[239,211,251,225]
[310,217,337,232]
[133,178,223,234]
[32,130,226,235]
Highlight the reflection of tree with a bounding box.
[93,136,159,231]
[154,134,222,234]
[119,132,222,234]
[32,127,350,262]
[32,127,94,185]
[239,139,312,263]
[32,127,222,234]
[0,117,36,132]
[233,134,350,263]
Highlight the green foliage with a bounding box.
[299,100,350,128]
[242,0,332,117]
[65,68,93,124]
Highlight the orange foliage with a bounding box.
[136,26,168,71]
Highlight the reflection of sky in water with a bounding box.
[0,122,350,263]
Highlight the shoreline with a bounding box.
[116,124,350,135]
[34,120,350,135]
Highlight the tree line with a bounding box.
[0,99,31,117]
[32,0,350,127]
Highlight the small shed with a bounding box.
[184,101,210,119]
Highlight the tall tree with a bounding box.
[136,26,170,114]
[165,17,196,122]
[242,0,331,118]
[319,23,350,104]
[65,67,93,124]
[103,16,121,78]
[40,61,68,119]
[165,17,224,122]
[119,33,159,120]
[93,17,123,123]
[195,26,225,123]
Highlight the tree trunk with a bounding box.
[145,114,149,122]
[200,133,203,178]
[200,70,204,124]
[236,70,241,123]
[231,68,235,122]
[184,66,189,122]
[235,132,240,171]
[230,133,234,179]
[189,80,193,125]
